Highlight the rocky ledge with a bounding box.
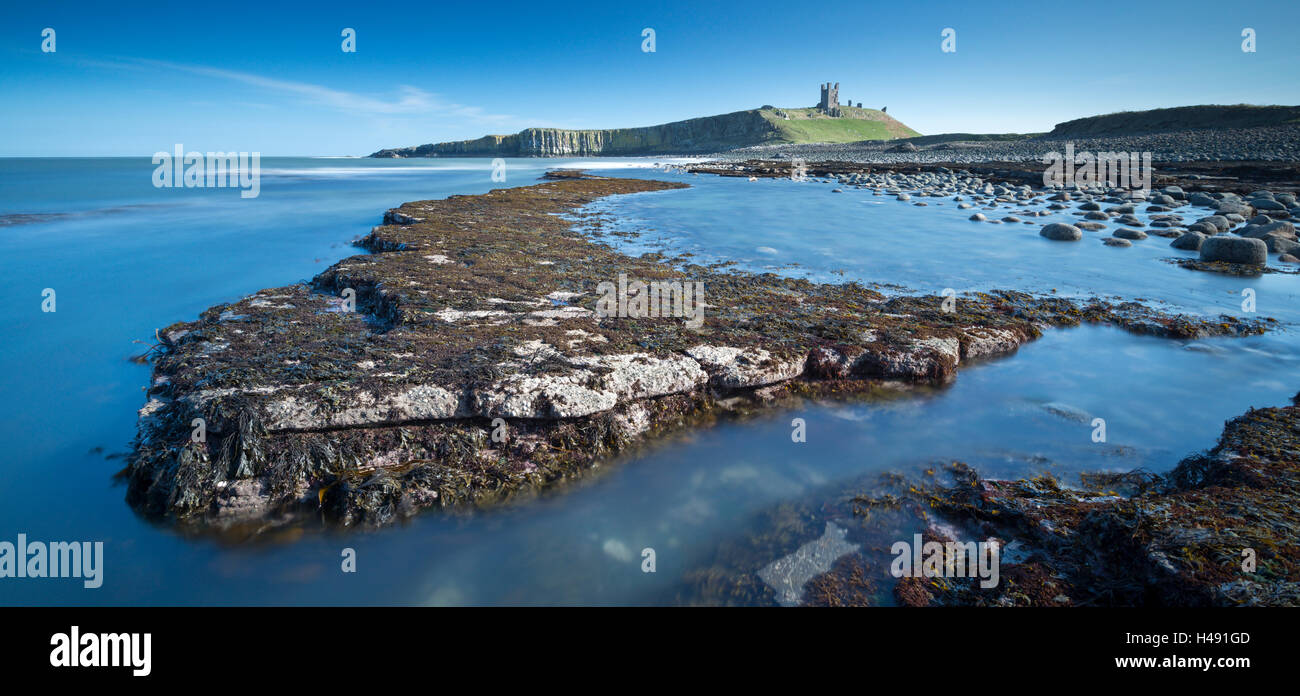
[125,173,1270,532]
[684,398,1300,607]
[880,397,1300,607]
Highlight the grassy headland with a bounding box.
[369,106,921,157]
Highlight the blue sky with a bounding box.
[2,0,1297,156]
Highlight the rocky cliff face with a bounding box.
[372,110,780,157]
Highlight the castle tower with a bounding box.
[818,82,841,116]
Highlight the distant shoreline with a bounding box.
[371,104,1300,161]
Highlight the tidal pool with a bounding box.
[0,159,1293,605]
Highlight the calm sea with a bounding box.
[0,157,1294,605]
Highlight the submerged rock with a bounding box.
[1042,401,1091,422]
[910,404,1300,606]
[757,522,860,607]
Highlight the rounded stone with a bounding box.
[1040,223,1082,241]
[1171,231,1207,251]
[1266,237,1300,255]
[1199,236,1267,265]
[1239,220,1296,240]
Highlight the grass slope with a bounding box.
[370,106,924,157]
[761,107,921,143]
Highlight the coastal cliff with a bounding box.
[370,107,920,157]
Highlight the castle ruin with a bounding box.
[818,82,843,117]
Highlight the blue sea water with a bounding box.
[0,157,1295,605]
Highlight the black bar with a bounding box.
[0,607,1283,683]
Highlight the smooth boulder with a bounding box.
[1199,236,1267,265]
[1266,237,1300,255]
[1238,220,1296,240]
[1171,231,1206,251]
[1215,200,1253,216]
[1040,223,1082,241]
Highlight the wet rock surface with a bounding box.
[896,401,1300,606]
[685,400,1300,607]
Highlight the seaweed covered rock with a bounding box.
[894,405,1300,606]
[125,174,1273,532]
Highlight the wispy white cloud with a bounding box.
[82,55,517,124]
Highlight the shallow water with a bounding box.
[0,159,1294,605]
[589,173,1300,321]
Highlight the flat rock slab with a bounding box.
[125,174,1275,532]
